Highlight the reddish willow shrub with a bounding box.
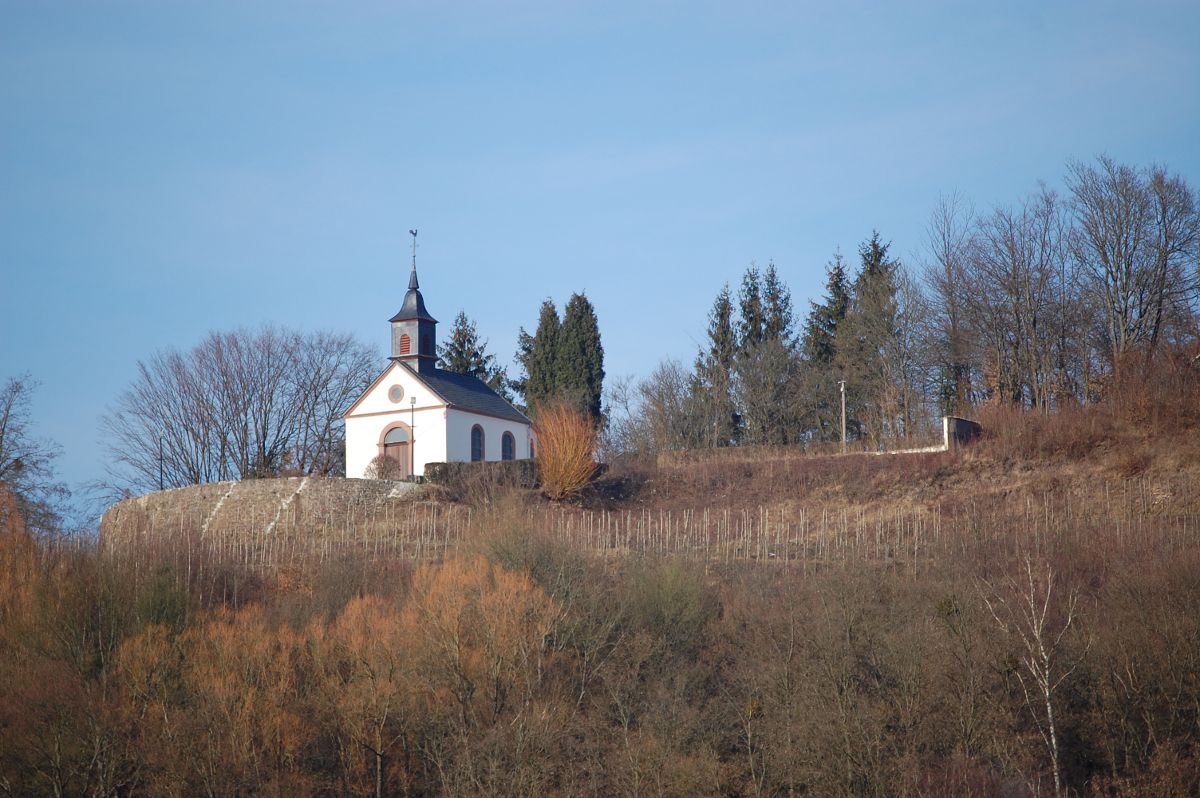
[533,401,599,500]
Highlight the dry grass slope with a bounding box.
[99,394,1200,598]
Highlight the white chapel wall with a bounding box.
[344,363,450,478]
[345,405,449,479]
[445,408,532,463]
[345,363,533,478]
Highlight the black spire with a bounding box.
[390,230,437,324]
[407,228,419,289]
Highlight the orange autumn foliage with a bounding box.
[533,400,598,500]
[403,556,559,725]
[308,595,415,797]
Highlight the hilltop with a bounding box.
[99,393,1200,587]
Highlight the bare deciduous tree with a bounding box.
[893,265,936,440]
[101,327,378,493]
[0,375,68,534]
[965,188,1078,408]
[1147,166,1200,353]
[981,557,1086,796]
[601,360,713,460]
[1067,156,1200,369]
[923,192,977,415]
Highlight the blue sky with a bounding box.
[2,1,1198,506]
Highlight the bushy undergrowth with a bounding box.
[590,449,957,511]
[976,349,1200,463]
[425,459,540,505]
[5,488,1200,796]
[10,371,1200,796]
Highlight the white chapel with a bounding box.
[343,254,533,480]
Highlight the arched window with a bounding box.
[399,334,411,355]
[470,425,485,462]
[501,431,515,461]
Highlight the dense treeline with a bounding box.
[607,156,1200,457]
[2,476,1199,796]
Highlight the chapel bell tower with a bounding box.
[390,230,438,374]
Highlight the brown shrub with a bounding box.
[1116,447,1153,478]
[424,459,538,506]
[363,453,407,481]
[534,400,599,500]
[976,402,1118,461]
[976,345,1200,464]
[1087,744,1200,797]
[1108,346,1200,430]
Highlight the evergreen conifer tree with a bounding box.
[692,284,739,446]
[737,265,765,350]
[837,231,901,444]
[734,263,804,445]
[799,252,852,440]
[555,293,605,422]
[438,311,511,399]
[515,300,561,410]
[800,252,850,365]
[761,261,795,343]
[700,284,737,372]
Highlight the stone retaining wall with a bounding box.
[100,477,420,555]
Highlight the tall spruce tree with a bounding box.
[699,284,737,372]
[800,252,850,364]
[737,264,766,350]
[735,336,802,445]
[692,284,739,446]
[513,329,533,399]
[438,311,511,399]
[515,299,561,410]
[837,231,901,444]
[555,293,605,422]
[734,263,804,445]
[799,252,852,440]
[761,261,796,343]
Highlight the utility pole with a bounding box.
[158,436,164,490]
[839,380,847,455]
[410,396,416,481]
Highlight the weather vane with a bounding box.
[409,228,418,269]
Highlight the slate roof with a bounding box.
[389,267,437,323]
[408,363,530,424]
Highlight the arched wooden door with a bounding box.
[382,426,410,478]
